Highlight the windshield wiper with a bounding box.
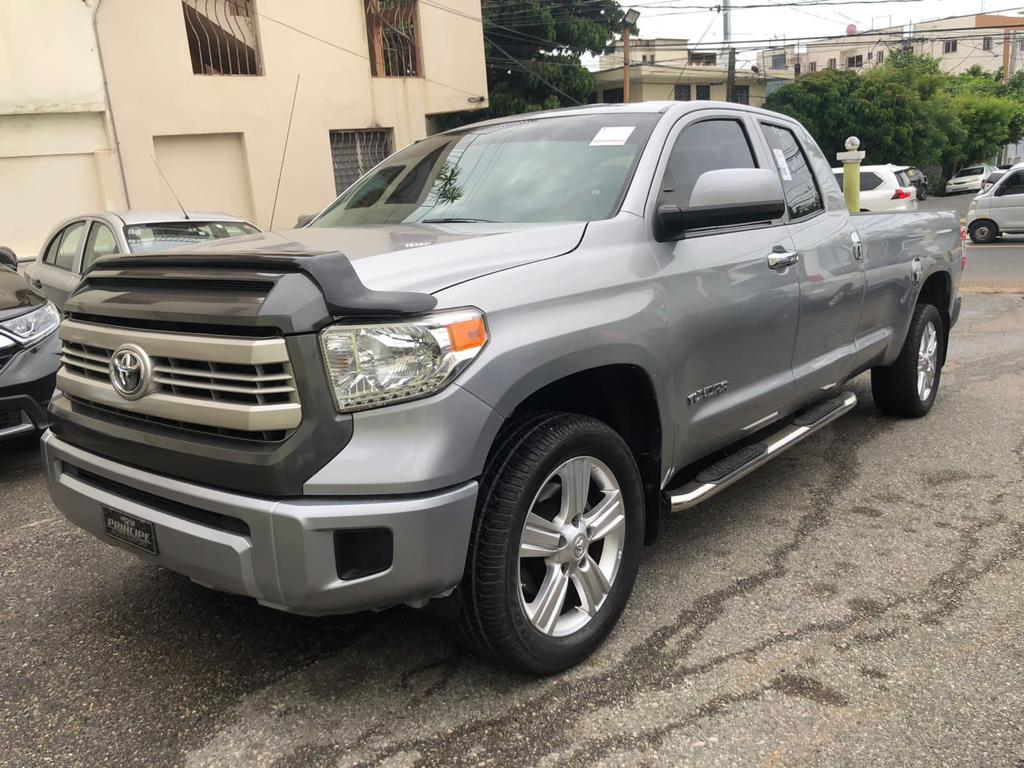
[421,217,501,224]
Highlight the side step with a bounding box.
[667,392,858,512]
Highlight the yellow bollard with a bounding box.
[837,136,866,214]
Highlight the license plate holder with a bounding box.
[102,507,159,555]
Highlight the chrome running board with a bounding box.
[667,392,858,512]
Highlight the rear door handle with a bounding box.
[767,249,800,270]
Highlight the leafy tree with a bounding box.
[765,51,1024,182]
[436,1,625,129]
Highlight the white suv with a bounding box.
[831,164,918,212]
[946,165,993,195]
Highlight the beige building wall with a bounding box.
[593,65,786,108]
[0,0,487,258]
[0,0,125,259]
[97,0,487,232]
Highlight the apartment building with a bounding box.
[759,12,1024,78]
[0,0,487,259]
[594,37,793,107]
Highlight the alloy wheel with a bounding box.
[517,456,626,637]
[917,320,939,402]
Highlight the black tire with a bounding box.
[969,220,998,244]
[918,187,928,201]
[871,303,944,418]
[456,411,644,674]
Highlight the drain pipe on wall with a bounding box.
[92,0,131,208]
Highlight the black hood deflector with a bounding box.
[85,250,437,317]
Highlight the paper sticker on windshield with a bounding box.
[772,148,793,181]
[590,126,635,146]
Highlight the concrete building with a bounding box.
[0,0,487,260]
[593,38,793,107]
[758,12,1024,78]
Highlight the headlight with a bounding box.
[319,308,488,413]
[0,302,59,345]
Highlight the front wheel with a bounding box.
[871,303,944,418]
[457,412,644,674]
[969,220,998,244]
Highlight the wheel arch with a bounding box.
[481,362,667,545]
[916,269,952,365]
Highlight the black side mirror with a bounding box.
[0,247,17,270]
[295,214,315,228]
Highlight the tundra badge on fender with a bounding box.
[688,381,729,406]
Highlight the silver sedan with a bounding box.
[25,211,260,309]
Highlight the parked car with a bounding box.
[830,164,918,212]
[26,211,260,309]
[0,248,60,442]
[42,103,962,673]
[981,170,1005,193]
[966,161,1024,243]
[899,166,929,200]
[945,165,993,195]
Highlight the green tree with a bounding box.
[436,1,625,129]
[765,51,1024,182]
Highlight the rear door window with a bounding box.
[660,118,757,209]
[860,172,884,191]
[760,123,823,220]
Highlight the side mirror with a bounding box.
[655,168,786,241]
[0,247,17,270]
[295,213,315,228]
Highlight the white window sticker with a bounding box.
[772,148,793,181]
[590,126,635,147]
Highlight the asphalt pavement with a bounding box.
[2,259,1024,767]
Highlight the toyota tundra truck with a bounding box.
[42,102,962,673]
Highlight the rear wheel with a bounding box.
[871,303,944,418]
[918,186,928,201]
[969,220,998,244]
[457,412,644,674]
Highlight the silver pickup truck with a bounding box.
[42,102,962,673]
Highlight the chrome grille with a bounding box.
[57,320,301,437]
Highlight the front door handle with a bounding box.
[30,278,43,288]
[767,248,800,270]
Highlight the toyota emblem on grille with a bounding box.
[109,344,151,400]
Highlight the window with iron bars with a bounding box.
[330,129,395,195]
[181,0,263,76]
[364,0,421,77]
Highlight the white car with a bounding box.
[966,161,1024,243]
[945,165,993,195]
[831,164,918,212]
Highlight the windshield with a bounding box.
[311,114,658,228]
[125,220,260,254]
[956,167,984,178]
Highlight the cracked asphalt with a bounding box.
[3,292,1023,768]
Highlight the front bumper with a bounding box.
[42,431,477,615]
[0,330,59,439]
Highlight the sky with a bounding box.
[585,0,1024,67]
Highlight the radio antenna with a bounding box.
[150,154,189,220]
[270,74,301,231]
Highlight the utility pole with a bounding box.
[726,47,737,103]
[723,0,735,103]
[1004,29,1012,85]
[622,8,640,103]
[623,25,631,102]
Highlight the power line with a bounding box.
[484,34,586,105]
